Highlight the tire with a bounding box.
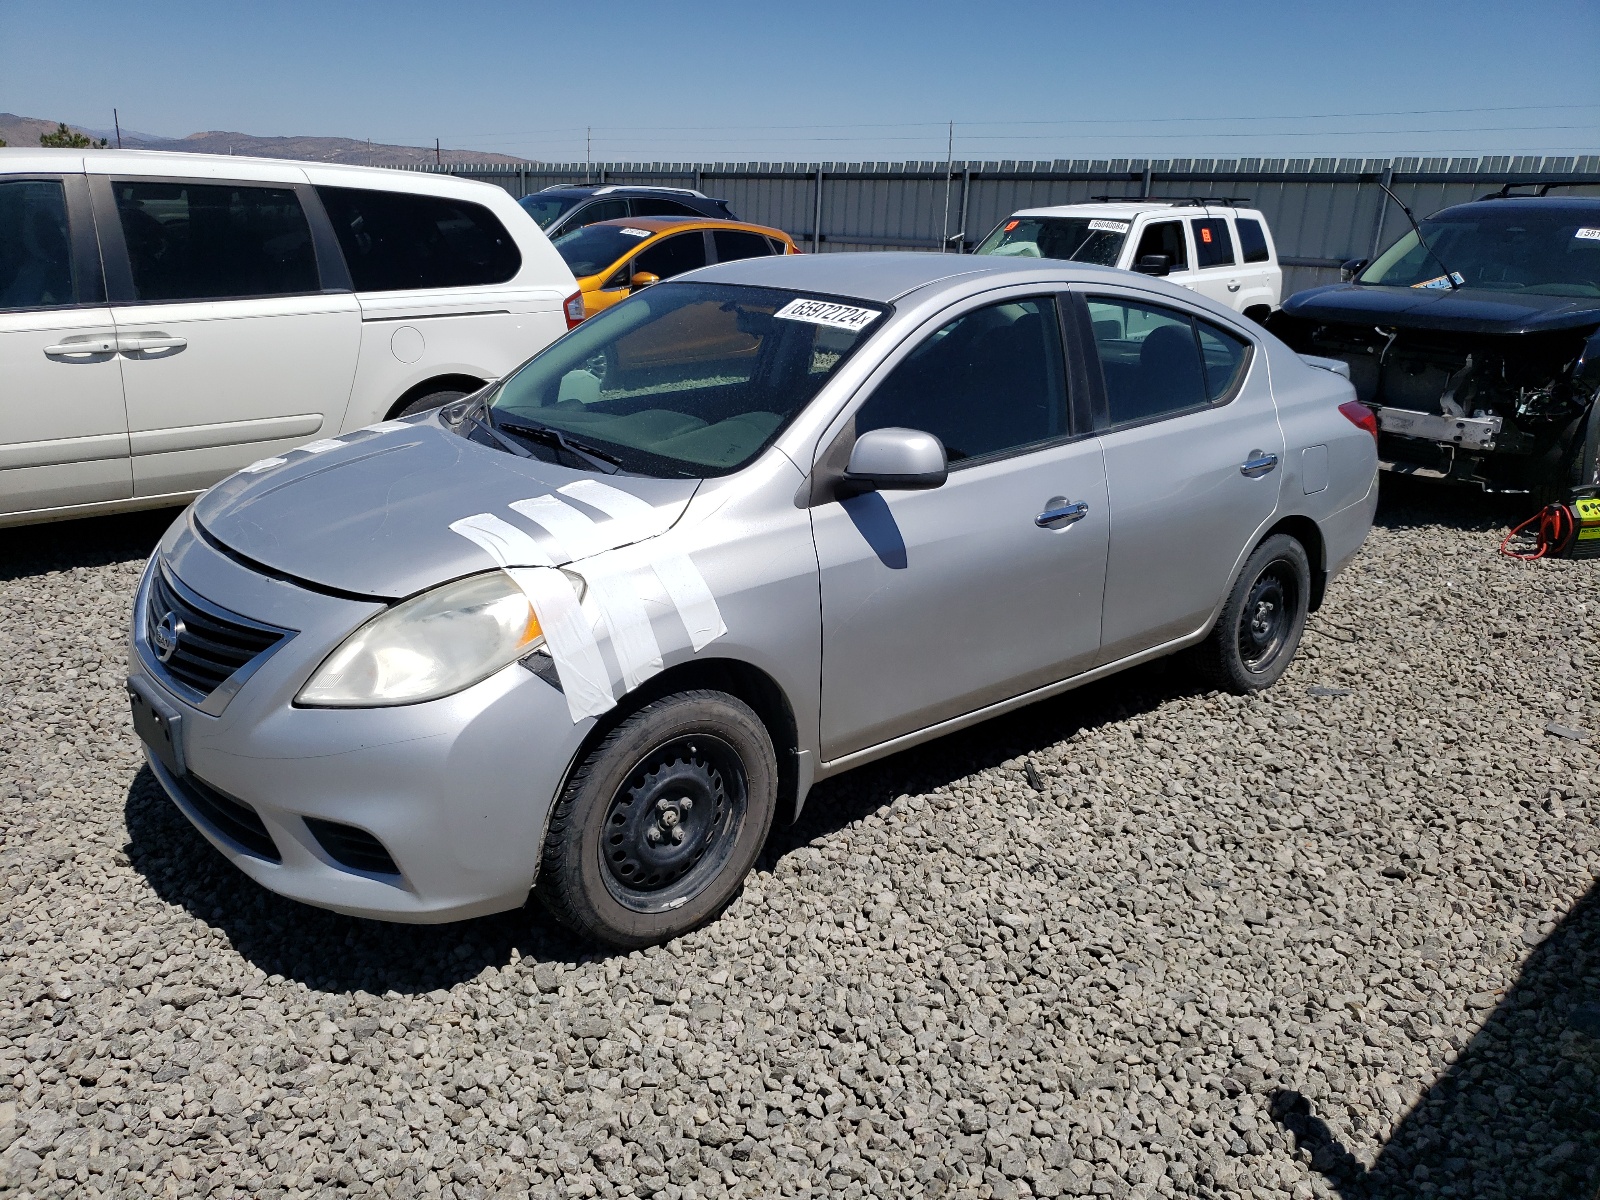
[393,388,469,419]
[535,690,777,949]
[1191,534,1311,694]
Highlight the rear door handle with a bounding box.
[1240,451,1279,477]
[44,337,117,357]
[1227,281,1241,292]
[1036,501,1090,528]
[118,335,187,353]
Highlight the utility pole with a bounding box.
[585,127,592,183]
[435,138,441,165]
[940,121,955,253]
[113,108,122,148]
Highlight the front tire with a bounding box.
[1192,534,1311,693]
[536,690,777,948]
[393,388,469,419]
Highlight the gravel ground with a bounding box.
[1,479,1597,1200]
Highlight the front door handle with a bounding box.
[118,335,187,353]
[1240,451,1280,478]
[44,337,117,357]
[1227,281,1241,292]
[1036,500,1090,528]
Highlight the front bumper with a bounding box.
[129,512,591,923]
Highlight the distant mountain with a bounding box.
[0,113,532,165]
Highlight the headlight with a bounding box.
[297,571,544,707]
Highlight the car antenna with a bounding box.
[1375,179,1460,290]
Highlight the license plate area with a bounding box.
[128,676,185,776]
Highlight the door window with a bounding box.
[316,186,521,292]
[713,229,779,262]
[1196,321,1253,402]
[634,232,708,280]
[1235,218,1271,264]
[114,180,317,302]
[0,179,75,310]
[1132,221,1187,271]
[632,197,702,218]
[1086,298,1208,425]
[572,199,630,227]
[856,297,1067,464]
[1190,218,1236,268]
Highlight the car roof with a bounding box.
[580,216,790,239]
[1010,201,1265,221]
[1441,195,1600,217]
[690,250,1131,303]
[533,184,711,199]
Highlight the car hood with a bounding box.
[1281,283,1600,335]
[192,418,699,600]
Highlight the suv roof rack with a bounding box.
[1086,195,1252,207]
[536,183,711,198]
[1478,180,1600,200]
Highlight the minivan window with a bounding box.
[114,180,317,302]
[316,186,521,292]
[0,179,75,310]
[487,282,885,477]
[856,297,1067,463]
[1190,218,1236,269]
[1235,218,1271,264]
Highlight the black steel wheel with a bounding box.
[1192,534,1311,693]
[536,690,777,948]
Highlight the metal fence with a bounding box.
[405,155,1600,295]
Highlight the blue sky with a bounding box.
[5,0,1598,162]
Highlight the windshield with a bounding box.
[1358,210,1600,297]
[974,215,1129,267]
[487,282,887,477]
[519,194,581,230]
[552,222,660,278]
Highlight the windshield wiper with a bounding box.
[1376,179,1461,290]
[491,412,624,474]
[455,394,535,458]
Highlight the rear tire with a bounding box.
[1191,534,1311,693]
[393,388,469,419]
[535,690,777,949]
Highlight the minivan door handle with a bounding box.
[43,337,117,357]
[117,334,187,353]
[1036,500,1090,528]
[1240,451,1280,477]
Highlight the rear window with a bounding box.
[1190,218,1235,268]
[713,228,779,262]
[317,186,520,292]
[0,179,76,310]
[1236,218,1271,264]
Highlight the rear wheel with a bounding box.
[1191,534,1311,693]
[536,690,777,948]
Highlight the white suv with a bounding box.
[973,199,1282,320]
[0,150,578,527]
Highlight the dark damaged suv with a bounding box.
[1270,193,1600,501]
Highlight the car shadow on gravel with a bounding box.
[0,507,182,581]
[1372,472,1541,534]
[1274,880,1600,1199]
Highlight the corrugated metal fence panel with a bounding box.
[411,156,1600,294]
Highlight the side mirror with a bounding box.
[1133,254,1171,276]
[630,271,660,290]
[842,428,947,493]
[1341,258,1369,282]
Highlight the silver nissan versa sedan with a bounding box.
[127,253,1378,947]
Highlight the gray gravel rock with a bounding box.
[1,483,1596,1199]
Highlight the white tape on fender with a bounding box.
[510,495,608,558]
[505,567,615,720]
[240,456,286,474]
[449,512,555,568]
[552,481,726,649]
[296,438,346,456]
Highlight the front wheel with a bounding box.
[1191,534,1311,693]
[535,690,777,948]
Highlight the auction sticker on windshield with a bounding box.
[774,299,878,331]
[1412,272,1466,290]
[1088,219,1130,233]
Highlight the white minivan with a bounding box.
[973,199,1283,321]
[0,150,578,526]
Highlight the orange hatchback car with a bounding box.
[552,216,799,320]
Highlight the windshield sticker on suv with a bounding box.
[1412,272,1466,290]
[774,299,878,331]
[619,227,652,238]
[1576,227,1600,241]
[1088,219,1130,234]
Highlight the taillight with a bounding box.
[1339,400,1378,442]
[563,290,585,329]
[788,243,803,254]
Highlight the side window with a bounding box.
[0,179,75,310]
[634,232,708,280]
[712,229,779,263]
[855,297,1067,464]
[1190,218,1236,269]
[316,186,521,292]
[1235,218,1271,264]
[1086,298,1207,426]
[631,197,702,218]
[114,180,317,302]
[1196,321,1252,403]
[574,199,629,226]
[1132,221,1188,271]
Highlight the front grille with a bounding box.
[173,772,281,862]
[145,566,287,699]
[305,818,401,875]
